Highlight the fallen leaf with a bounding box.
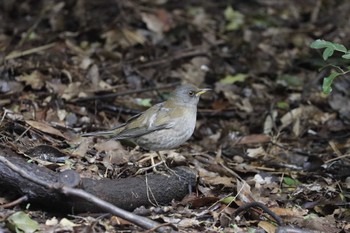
[26,120,66,139]
[141,12,165,33]
[0,80,24,94]
[219,73,248,84]
[224,6,244,31]
[246,147,266,158]
[258,221,276,233]
[16,70,46,90]
[234,134,271,144]
[59,218,77,227]
[6,211,39,233]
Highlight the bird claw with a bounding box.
[135,158,177,177]
[135,160,166,175]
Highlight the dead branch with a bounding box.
[0,149,197,231]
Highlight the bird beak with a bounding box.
[196,88,211,97]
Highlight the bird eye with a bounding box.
[188,91,195,96]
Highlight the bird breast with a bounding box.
[135,106,197,151]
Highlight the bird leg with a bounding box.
[135,151,174,176]
[135,152,166,175]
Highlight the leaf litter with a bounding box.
[0,0,350,232]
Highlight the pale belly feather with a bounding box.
[135,113,197,151]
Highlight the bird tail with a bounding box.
[81,130,114,137]
[82,125,125,138]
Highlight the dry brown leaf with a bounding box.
[110,216,131,226]
[202,175,235,187]
[269,207,308,218]
[246,147,266,158]
[280,105,320,136]
[141,12,165,33]
[263,110,277,134]
[236,180,255,203]
[94,140,129,166]
[16,70,46,90]
[25,120,66,139]
[235,134,271,144]
[172,57,209,86]
[258,221,276,233]
[102,29,145,50]
[72,137,91,157]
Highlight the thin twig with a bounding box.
[0,195,28,209]
[325,153,350,164]
[71,83,179,102]
[135,48,208,69]
[5,43,56,60]
[233,201,284,226]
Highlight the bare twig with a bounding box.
[325,153,350,164]
[233,201,284,226]
[5,43,56,60]
[136,48,208,69]
[71,83,179,102]
[0,195,28,209]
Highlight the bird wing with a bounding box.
[112,102,176,140]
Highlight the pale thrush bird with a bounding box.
[83,84,209,152]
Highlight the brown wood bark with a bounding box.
[0,149,197,212]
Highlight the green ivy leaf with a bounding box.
[322,71,341,94]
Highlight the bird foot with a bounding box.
[135,160,168,175]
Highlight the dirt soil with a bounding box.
[0,0,350,232]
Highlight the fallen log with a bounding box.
[0,149,197,213]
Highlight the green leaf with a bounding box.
[276,101,289,109]
[224,6,244,31]
[283,177,300,187]
[135,98,152,107]
[323,47,334,60]
[221,196,235,204]
[332,42,347,53]
[322,71,341,94]
[277,74,303,87]
[310,39,329,49]
[342,53,350,59]
[220,73,248,84]
[6,211,39,233]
